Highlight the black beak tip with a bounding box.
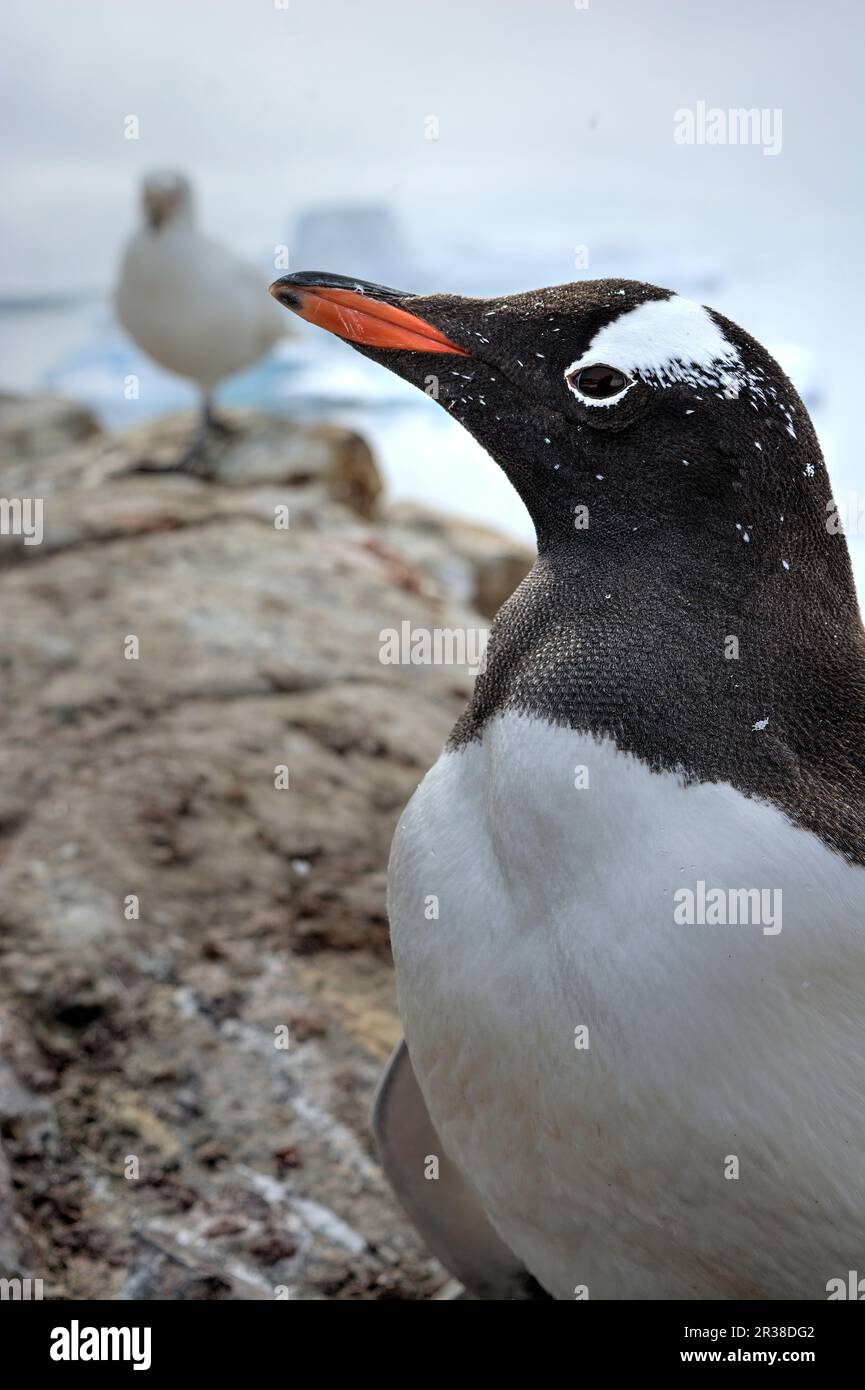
[268,270,415,309]
[268,277,302,309]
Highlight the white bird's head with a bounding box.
[141,171,194,232]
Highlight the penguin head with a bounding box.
[141,171,194,232]
[270,272,833,570]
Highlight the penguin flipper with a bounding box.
[372,1040,551,1299]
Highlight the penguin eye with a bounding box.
[566,363,630,400]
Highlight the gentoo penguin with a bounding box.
[270,271,865,1300]
[115,172,286,471]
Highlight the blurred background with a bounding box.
[0,0,862,1302]
[3,0,864,582]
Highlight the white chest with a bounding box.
[387,713,865,1299]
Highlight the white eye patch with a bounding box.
[564,294,746,405]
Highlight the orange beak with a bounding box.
[269,274,471,356]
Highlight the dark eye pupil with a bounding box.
[572,364,628,398]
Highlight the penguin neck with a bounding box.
[450,525,865,862]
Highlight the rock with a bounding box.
[0,392,100,464]
[248,1232,298,1264]
[114,411,383,517]
[273,1144,303,1171]
[203,1215,248,1238]
[0,1140,27,1278]
[288,1013,329,1042]
[384,500,534,617]
[0,397,524,1299]
[194,1141,230,1168]
[0,399,381,536]
[0,1060,42,1279]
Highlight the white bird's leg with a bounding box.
[191,393,213,452]
[127,393,222,477]
[146,393,216,476]
[204,393,234,437]
[154,394,212,475]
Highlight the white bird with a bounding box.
[115,171,287,471]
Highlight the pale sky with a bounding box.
[2,0,862,290]
[2,0,863,580]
